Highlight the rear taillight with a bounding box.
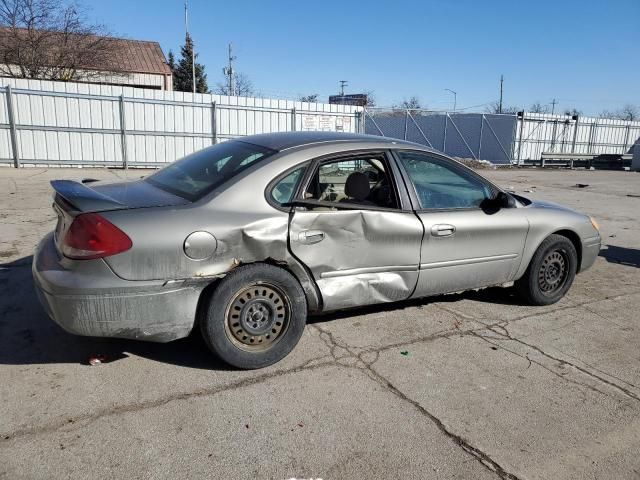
[61,213,132,260]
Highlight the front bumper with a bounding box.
[580,234,601,273]
[32,233,205,343]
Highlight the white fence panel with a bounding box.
[0,78,362,167]
[514,112,640,162]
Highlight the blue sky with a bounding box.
[85,0,639,115]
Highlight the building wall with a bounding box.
[0,64,171,90]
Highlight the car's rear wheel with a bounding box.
[516,234,578,306]
[201,264,307,369]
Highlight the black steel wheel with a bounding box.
[201,264,307,369]
[225,284,291,352]
[537,250,569,295]
[516,234,578,306]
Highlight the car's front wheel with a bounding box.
[201,263,307,369]
[516,234,578,306]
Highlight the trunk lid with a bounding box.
[50,178,189,254]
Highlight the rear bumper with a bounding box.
[32,233,205,343]
[580,234,601,273]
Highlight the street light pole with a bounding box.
[185,1,196,94]
[445,88,457,112]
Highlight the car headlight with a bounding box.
[590,216,600,232]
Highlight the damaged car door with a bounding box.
[287,151,423,311]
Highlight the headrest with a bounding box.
[344,171,370,201]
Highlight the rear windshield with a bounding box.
[146,141,276,200]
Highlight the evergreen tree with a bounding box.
[173,34,208,93]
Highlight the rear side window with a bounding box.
[270,167,305,205]
[146,141,276,200]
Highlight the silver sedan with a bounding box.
[33,132,601,368]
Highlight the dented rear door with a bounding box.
[288,208,423,311]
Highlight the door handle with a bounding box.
[298,230,325,244]
[431,224,456,237]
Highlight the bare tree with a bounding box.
[0,0,127,81]
[563,108,581,117]
[599,105,639,121]
[618,104,638,121]
[215,72,254,96]
[299,93,318,103]
[529,101,549,114]
[484,101,519,114]
[395,96,422,111]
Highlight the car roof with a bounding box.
[237,131,431,152]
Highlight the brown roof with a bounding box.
[108,38,172,75]
[0,27,171,76]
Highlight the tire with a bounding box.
[201,263,307,369]
[516,234,578,306]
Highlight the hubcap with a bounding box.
[225,284,290,352]
[538,250,568,294]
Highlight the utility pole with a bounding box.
[498,75,504,114]
[339,80,348,96]
[550,98,558,115]
[184,1,196,94]
[223,43,236,95]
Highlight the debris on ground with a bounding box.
[400,351,409,356]
[88,354,107,366]
[627,194,640,198]
[455,157,495,169]
[574,183,590,188]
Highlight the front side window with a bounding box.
[270,167,305,205]
[397,151,492,209]
[146,141,276,200]
[303,154,399,209]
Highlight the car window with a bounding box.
[270,167,305,205]
[146,141,276,201]
[304,154,399,209]
[397,151,491,209]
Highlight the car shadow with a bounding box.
[0,256,232,370]
[599,245,640,268]
[2,255,525,369]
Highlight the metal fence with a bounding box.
[364,108,517,164]
[364,108,640,165]
[0,78,362,167]
[513,112,640,163]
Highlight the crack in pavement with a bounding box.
[3,286,639,478]
[469,330,613,402]
[1,357,335,442]
[310,324,522,480]
[487,324,640,403]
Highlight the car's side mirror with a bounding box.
[495,191,516,209]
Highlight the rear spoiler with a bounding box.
[50,180,126,212]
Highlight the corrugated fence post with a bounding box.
[5,85,20,168]
[517,112,525,165]
[403,110,408,140]
[119,94,128,169]
[291,107,296,132]
[211,101,217,144]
